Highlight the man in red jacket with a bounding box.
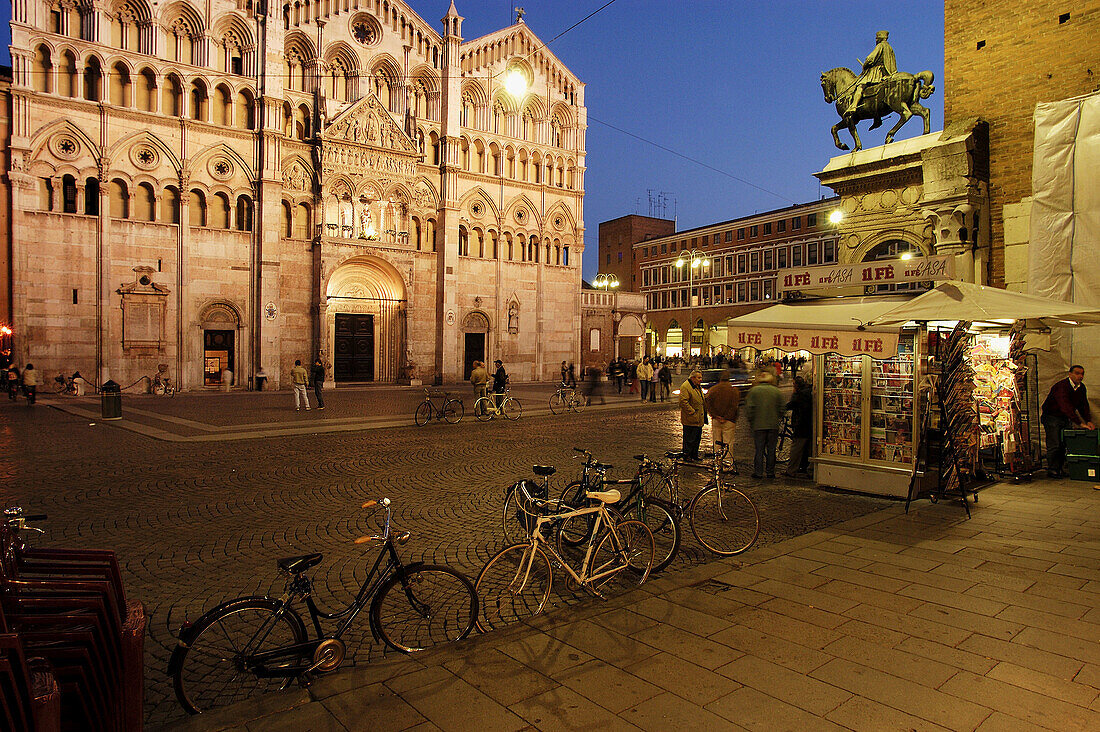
[1041,365,1095,478]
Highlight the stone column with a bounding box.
[922,203,976,283]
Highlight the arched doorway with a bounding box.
[862,239,926,294]
[462,311,490,379]
[198,301,242,387]
[665,320,683,358]
[617,314,644,361]
[325,256,407,382]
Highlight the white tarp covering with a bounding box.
[1029,91,1100,400]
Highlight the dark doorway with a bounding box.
[334,313,375,382]
[203,329,234,386]
[463,332,485,380]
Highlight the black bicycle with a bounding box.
[168,499,478,715]
[415,389,464,426]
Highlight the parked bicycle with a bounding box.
[414,389,464,426]
[634,442,760,556]
[476,485,654,632]
[168,498,478,715]
[548,382,586,415]
[557,448,680,572]
[53,371,87,396]
[474,388,522,421]
[152,364,175,396]
[775,414,794,464]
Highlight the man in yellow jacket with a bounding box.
[679,370,707,461]
[637,358,654,402]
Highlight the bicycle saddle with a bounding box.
[594,462,613,471]
[665,451,684,460]
[277,553,323,574]
[586,489,621,504]
[532,465,556,477]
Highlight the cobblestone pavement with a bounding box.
[0,393,889,728]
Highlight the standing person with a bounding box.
[649,358,660,402]
[1041,364,1095,478]
[637,357,653,402]
[784,376,814,477]
[6,363,20,401]
[629,360,639,394]
[679,370,707,461]
[566,362,577,388]
[22,363,40,405]
[221,366,233,392]
[255,365,268,391]
[470,360,488,415]
[658,361,672,401]
[615,359,627,393]
[585,362,605,405]
[704,369,741,464]
[560,361,569,385]
[492,359,508,409]
[744,370,785,479]
[311,357,326,410]
[291,359,310,411]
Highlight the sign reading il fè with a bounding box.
[726,326,900,358]
[777,254,955,293]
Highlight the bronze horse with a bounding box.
[820,67,935,151]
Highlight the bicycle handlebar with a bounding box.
[355,498,392,544]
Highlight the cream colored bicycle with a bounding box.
[475,484,655,632]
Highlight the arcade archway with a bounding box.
[324,256,407,382]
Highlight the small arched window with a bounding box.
[61,175,79,213]
[189,189,207,226]
[109,179,129,219]
[84,177,99,215]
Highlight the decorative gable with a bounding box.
[324,94,418,155]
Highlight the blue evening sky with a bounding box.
[1,1,945,280]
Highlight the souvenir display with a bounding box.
[936,322,978,494]
[821,354,862,457]
[869,337,915,464]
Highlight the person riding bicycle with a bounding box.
[492,359,508,409]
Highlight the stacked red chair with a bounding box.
[0,509,145,731]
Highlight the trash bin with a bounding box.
[101,380,122,420]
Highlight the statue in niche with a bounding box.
[366,115,378,144]
[508,302,519,334]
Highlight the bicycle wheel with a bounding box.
[474,397,494,421]
[371,566,478,652]
[443,400,464,424]
[776,427,792,463]
[568,391,586,412]
[503,397,522,420]
[556,481,595,548]
[549,392,566,415]
[172,598,308,715]
[688,483,760,556]
[589,520,654,595]
[637,469,676,506]
[475,543,553,633]
[414,402,433,427]
[621,498,680,573]
[502,484,539,546]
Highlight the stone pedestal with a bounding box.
[815,121,990,283]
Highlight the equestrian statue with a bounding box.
[820,30,935,151]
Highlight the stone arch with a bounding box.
[324,255,408,383]
[197,299,243,388]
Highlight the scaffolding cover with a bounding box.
[1029,90,1100,400]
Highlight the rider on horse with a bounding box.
[848,30,897,130]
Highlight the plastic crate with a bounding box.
[1062,429,1099,456]
[1064,455,1100,481]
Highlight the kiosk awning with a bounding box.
[866,281,1100,327]
[724,296,912,357]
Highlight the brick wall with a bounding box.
[944,1,1100,286]
[597,215,675,291]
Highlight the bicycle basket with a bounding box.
[510,479,549,533]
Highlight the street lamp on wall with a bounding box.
[593,273,619,292]
[674,248,709,356]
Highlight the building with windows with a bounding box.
[5,0,584,389]
[597,214,675,293]
[636,198,840,356]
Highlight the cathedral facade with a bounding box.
[6,0,585,389]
